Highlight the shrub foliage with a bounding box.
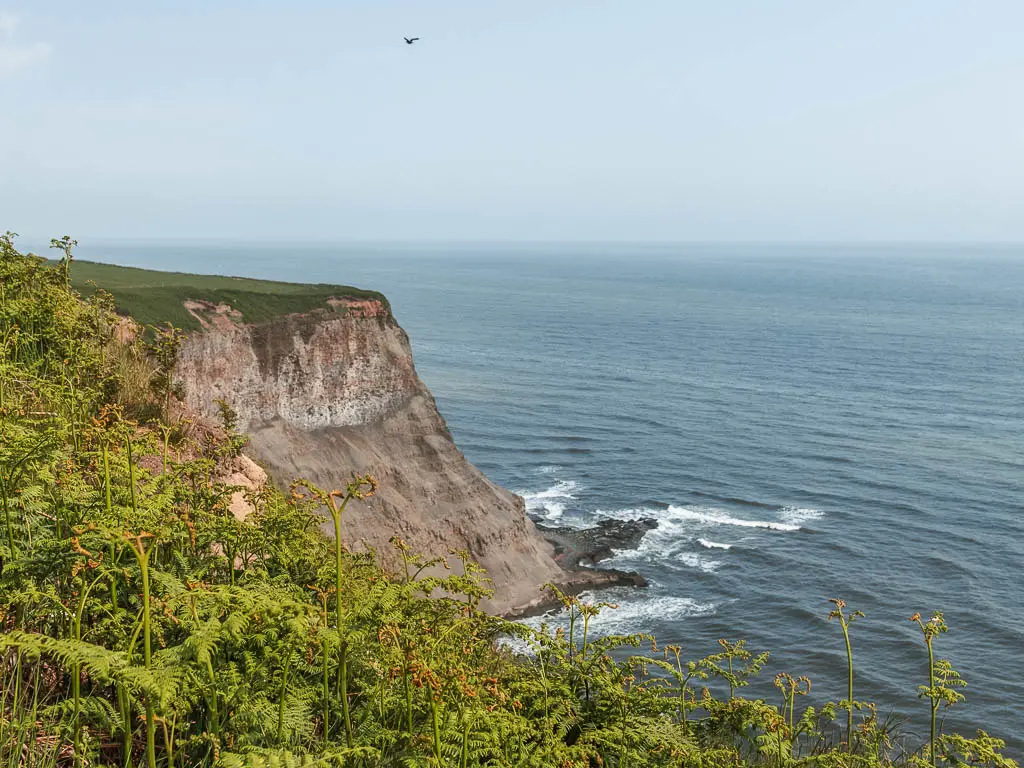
[0,234,1016,767]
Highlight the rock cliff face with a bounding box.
[175,298,566,615]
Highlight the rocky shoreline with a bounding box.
[502,517,658,619]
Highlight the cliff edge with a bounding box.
[175,297,566,614]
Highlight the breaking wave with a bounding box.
[518,467,823,591]
[520,594,716,639]
[778,506,824,526]
[678,552,721,572]
[698,538,733,550]
[592,502,820,565]
[516,479,579,522]
[663,506,804,531]
[596,503,816,537]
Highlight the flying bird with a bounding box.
[404,36,420,45]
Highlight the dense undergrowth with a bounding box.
[0,233,1017,767]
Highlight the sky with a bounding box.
[2,1,1023,243]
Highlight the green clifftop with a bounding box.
[68,259,389,331]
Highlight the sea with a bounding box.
[76,242,1024,754]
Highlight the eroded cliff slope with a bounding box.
[175,298,565,614]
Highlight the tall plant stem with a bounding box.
[828,600,863,756]
[320,593,330,744]
[126,438,138,519]
[71,574,104,767]
[340,640,351,747]
[327,492,353,747]
[581,612,591,706]
[277,649,293,745]
[404,664,414,736]
[160,427,171,475]
[30,661,43,761]
[670,648,689,727]
[118,684,131,767]
[127,534,156,768]
[728,655,736,700]
[429,694,442,764]
[1,478,15,566]
[926,634,937,767]
[840,619,854,752]
[459,718,470,768]
[0,648,22,751]
[101,443,119,610]
[539,647,551,732]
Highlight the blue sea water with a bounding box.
[79,242,1024,753]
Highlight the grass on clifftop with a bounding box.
[68,259,389,331]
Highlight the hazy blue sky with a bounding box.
[3,2,1023,242]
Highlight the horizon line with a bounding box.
[14,236,1024,250]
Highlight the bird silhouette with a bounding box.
[404,37,420,45]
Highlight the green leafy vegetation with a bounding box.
[66,259,389,332]
[1,233,1017,767]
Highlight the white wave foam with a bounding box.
[698,538,732,550]
[517,479,579,522]
[524,479,578,500]
[679,552,721,572]
[540,502,567,519]
[537,465,561,475]
[778,506,824,526]
[604,532,721,572]
[597,504,803,533]
[666,506,803,531]
[588,509,686,564]
[518,594,715,639]
[592,502,811,564]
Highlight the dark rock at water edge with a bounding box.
[537,517,659,569]
[502,517,657,620]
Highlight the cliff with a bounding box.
[175,297,567,614]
